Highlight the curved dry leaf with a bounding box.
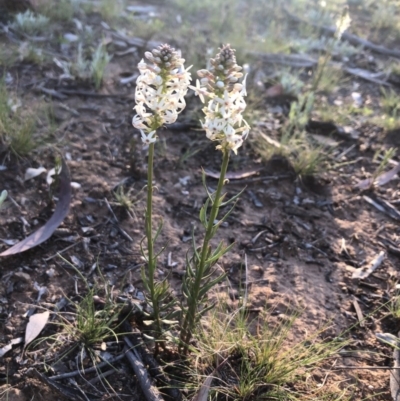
[47,167,59,186]
[352,251,385,279]
[192,373,214,401]
[0,190,7,208]
[24,167,47,182]
[204,167,262,180]
[0,337,23,358]
[0,158,71,256]
[25,311,49,348]
[356,162,400,190]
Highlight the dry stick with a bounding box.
[123,337,165,401]
[88,369,116,385]
[49,353,126,380]
[57,89,133,98]
[121,322,182,401]
[251,51,390,86]
[352,297,365,327]
[283,6,400,59]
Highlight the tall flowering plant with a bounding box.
[179,44,250,352]
[132,44,191,346]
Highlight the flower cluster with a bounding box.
[132,44,192,144]
[189,44,250,154]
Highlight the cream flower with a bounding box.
[190,44,250,154]
[141,130,157,144]
[132,44,192,144]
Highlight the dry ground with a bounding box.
[1,0,400,400]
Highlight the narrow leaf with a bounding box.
[192,373,214,401]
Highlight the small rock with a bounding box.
[13,272,31,282]
[251,265,263,274]
[136,291,145,301]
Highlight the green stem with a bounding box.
[180,148,230,352]
[145,142,162,343]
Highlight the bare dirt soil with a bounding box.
[1,1,400,400]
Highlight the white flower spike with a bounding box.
[189,44,250,154]
[132,44,192,144]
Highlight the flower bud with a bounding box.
[197,69,209,77]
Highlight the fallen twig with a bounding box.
[123,337,165,401]
[352,297,365,327]
[49,353,126,380]
[57,89,133,99]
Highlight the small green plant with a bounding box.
[98,0,125,21]
[17,42,46,65]
[37,0,76,21]
[251,9,350,177]
[188,304,349,400]
[379,88,400,131]
[12,11,50,36]
[73,287,121,347]
[372,146,397,178]
[388,291,400,320]
[56,43,111,89]
[316,64,344,94]
[113,186,141,219]
[91,44,112,89]
[368,0,400,32]
[35,264,127,363]
[0,81,38,156]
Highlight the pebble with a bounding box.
[252,265,263,274]
[13,272,31,282]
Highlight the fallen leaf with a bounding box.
[0,158,71,256]
[46,167,59,186]
[376,332,400,348]
[24,311,50,348]
[352,251,385,279]
[71,182,81,189]
[24,167,46,182]
[0,337,23,358]
[204,168,262,180]
[0,190,7,208]
[192,372,215,401]
[356,162,400,190]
